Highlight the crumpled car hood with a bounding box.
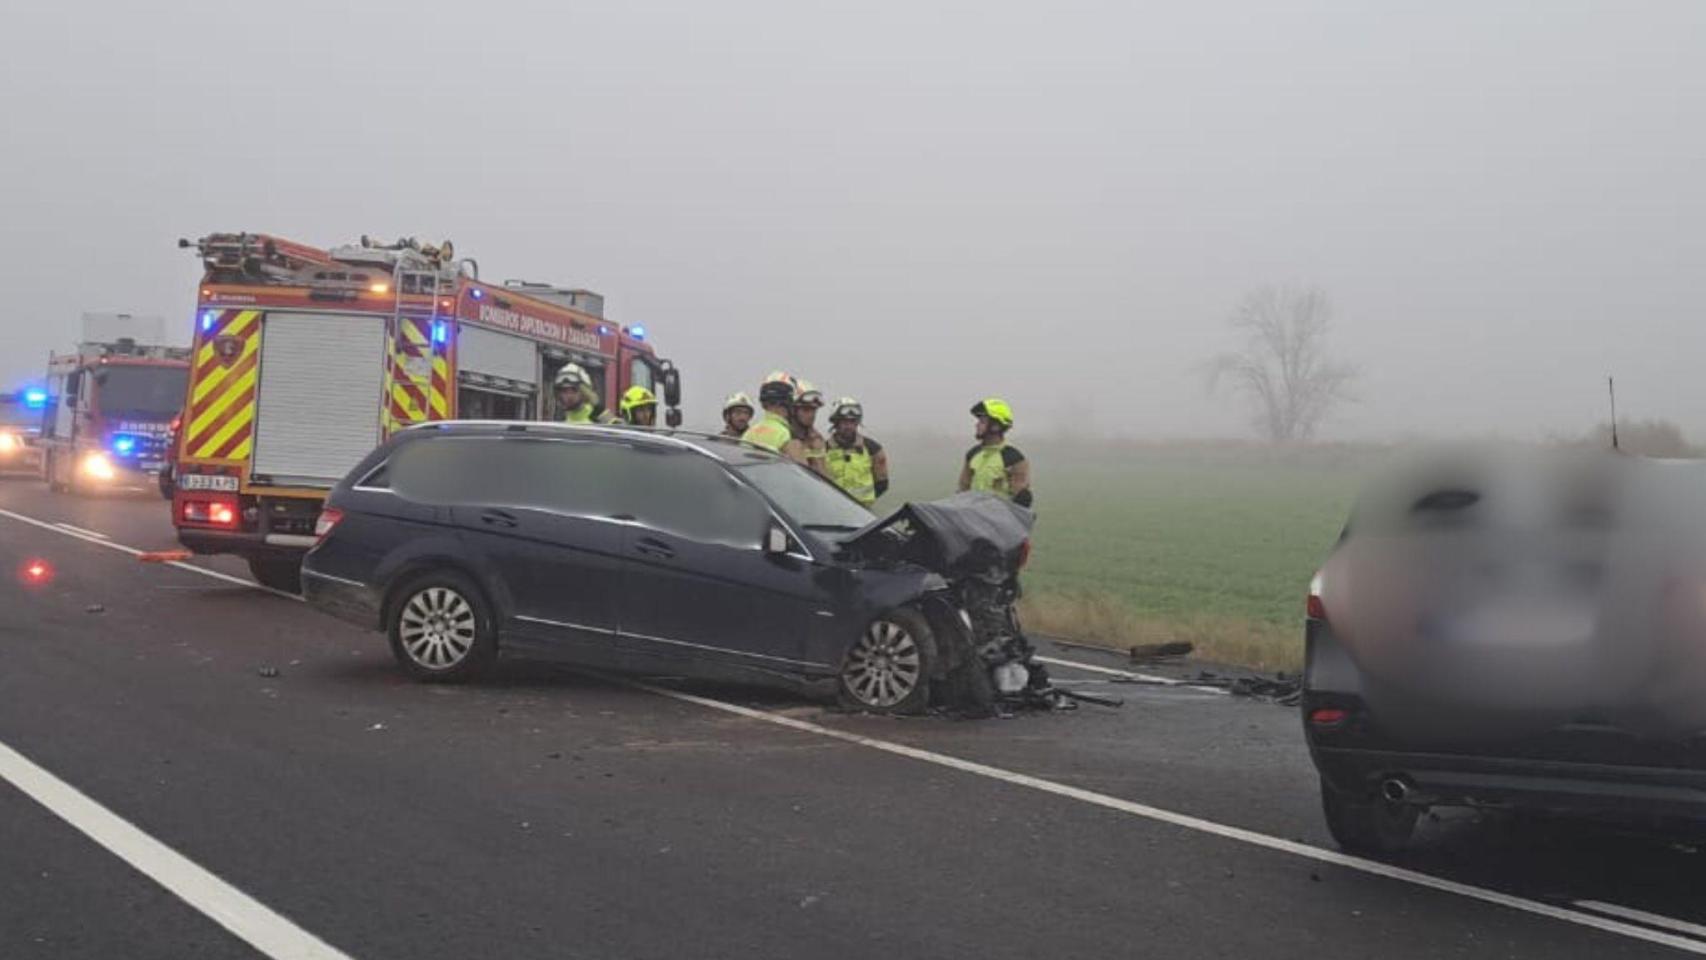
[840,491,1033,575]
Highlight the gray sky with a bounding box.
[2,0,1702,441]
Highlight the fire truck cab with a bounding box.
[173,232,682,592]
[39,313,192,494]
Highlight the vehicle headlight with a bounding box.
[0,433,17,452]
[82,452,115,480]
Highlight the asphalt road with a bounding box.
[3,476,1706,959]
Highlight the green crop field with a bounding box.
[875,438,1381,671]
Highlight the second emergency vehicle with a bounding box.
[172,232,682,592]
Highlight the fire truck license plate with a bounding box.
[179,474,239,492]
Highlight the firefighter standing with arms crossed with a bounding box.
[825,397,889,507]
[959,398,1032,508]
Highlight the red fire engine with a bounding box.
[173,232,681,592]
[39,313,192,494]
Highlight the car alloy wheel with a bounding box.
[397,585,478,671]
[844,618,924,708]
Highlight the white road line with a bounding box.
[54,521,109,539]
[635,680,1706,956]
[0,738,356,959]
[1034,654,1230,695]
[0,507,301,601]
[1576,901,1706,942]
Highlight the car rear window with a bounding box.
[388,435,632,517]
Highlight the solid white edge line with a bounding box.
[1034,654,1230,695]
[1576,901,1706,942]
[633,680,1706,956]
[10,504,1706,954]
[54,521,109,539]
[0,506,302,602]
[0,739,356,959]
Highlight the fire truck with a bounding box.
[0,384,49,474]
[39,313,192,494]
[173,232,682,592]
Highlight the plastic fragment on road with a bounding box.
[137,550,194,563]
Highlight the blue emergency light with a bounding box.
[432,321,449,344]
[629,325,646,341]
[470,288,484,300]
[201,310,216,332]
[111,434,138,456]
[23,389,47,409]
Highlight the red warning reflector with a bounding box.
[18,558,54,586]
[138,550,194,563]
[1310,707,1349,727]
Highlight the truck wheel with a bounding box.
[247,557,303,595]
[385,570,497,683]
[1320,775,1419,856]
[839,607,936,715]
[157,465,174,500]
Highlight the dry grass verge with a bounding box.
[1020,589,1303,674]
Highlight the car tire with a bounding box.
[247,556,303,595]
[385,570,497,683]
[157,465,174,500]
[839,606,936,715]
[1320,775,1420,856]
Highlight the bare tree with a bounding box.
[1207,285,1358,442]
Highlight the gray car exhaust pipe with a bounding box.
[1380,777,1412,804]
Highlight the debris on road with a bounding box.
[257,666,279,678]
[84,603,104,614]
[1045,636,1194,663]
[137,550,193,563]
[1189,671,1302,706]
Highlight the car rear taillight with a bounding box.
[1309,707,1348,728]
[314,507,345,542]
[1306,570,1326,621]
[182,497,238,527]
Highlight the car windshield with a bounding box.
[736,460,873,533]
[96,365,188,418]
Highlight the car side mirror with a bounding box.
[764,524,789,555]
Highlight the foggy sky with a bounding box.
[3,1,1702,442]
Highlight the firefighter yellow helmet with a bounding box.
[971,397,1014,429]
[620,385,658,418]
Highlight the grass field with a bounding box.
[876,438,1380,671]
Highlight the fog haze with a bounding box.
[2,0,1701,440]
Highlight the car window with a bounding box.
[736,460,873,533]
[388,435,631,517]
[622,447,769,547]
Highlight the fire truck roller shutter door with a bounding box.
[251,313,387,486]
[457,324,538,386]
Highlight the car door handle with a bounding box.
[633,536,675,560]
[480,510,518,528]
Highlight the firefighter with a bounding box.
[619,385,659,427]
[825,397,889,507]
[555,364,612,424]
[958,397,1032,508]
[790,379,830,476]
[721,392,755,438]
[741,372,813,467]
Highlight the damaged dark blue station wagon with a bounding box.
[301,421,1042,713]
